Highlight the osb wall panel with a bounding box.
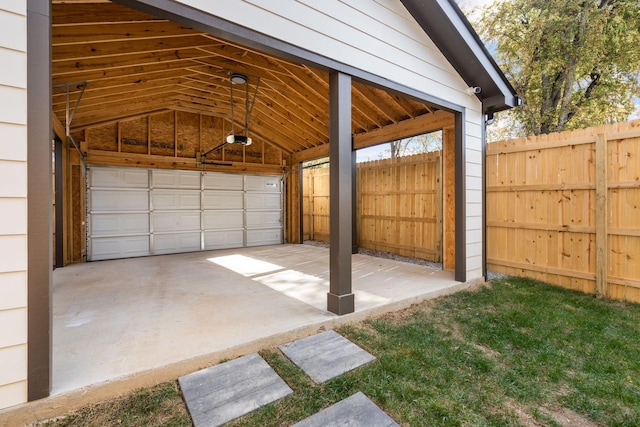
[487,120,640,303]
[86,124,117,152]
[177,111,199,158]
[149,112,175,157]
[120,116,148,154]
[201,115,224,161]
[82,111,284,171]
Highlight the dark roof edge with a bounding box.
[400,0,520,113]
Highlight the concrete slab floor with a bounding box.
[52,244,459,395]
[3,244,473,425]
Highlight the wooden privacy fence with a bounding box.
[487,120,640,303]
[303,152,442,262]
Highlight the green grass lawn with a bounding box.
[44,277,640,426]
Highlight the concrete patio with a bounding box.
[5,244,472,424]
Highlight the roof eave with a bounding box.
[400,0,520,114]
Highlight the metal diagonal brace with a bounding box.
[53,81,87,160]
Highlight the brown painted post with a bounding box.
[595,134,608,298]
[27,0,52,400]
[327,71,354,315]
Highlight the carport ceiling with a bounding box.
[52,0,442,155]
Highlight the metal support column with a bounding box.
[327,71,354,315]
[27,0,52,401]
[54,138,64,268]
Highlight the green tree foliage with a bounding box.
[479,0,640,136]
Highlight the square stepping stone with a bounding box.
[292,392,399,427]
[179,353,292,427]
[279,330,376,383]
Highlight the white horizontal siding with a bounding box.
[464,109,484,280]
[0,2,27,411]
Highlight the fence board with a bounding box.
[487,119,640,303]
[302,152,442,262]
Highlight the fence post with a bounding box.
[436,155,443,262]
[309,173,315,241]
[595,133,608,298]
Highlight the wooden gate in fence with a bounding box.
[486,120,640,303]
[302,152,443,262]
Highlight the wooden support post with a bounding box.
[309,173,315,241]
[435,155,443,262]
[443,126,456,270]
[352,149,358,255]
[595,133,608,298]
[327,71,354,315]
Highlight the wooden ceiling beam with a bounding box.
[70,104,176,131]
[350,85,395,131]
[53,85,178,114]
[290,65,372,132]
[353,110,454,150]
[177,81,327,145]
[291,111,455,164]
[194,45,294,87]
[186,63,287,92]
[52,59,202,86]
[53,21,200,46]
[53,35,218,62]
[52,111,66,140]
[352,83,405,124]
[52,73,191,100]
[51,2,444,162]
[52,48,215,76]
[388,92,421,118]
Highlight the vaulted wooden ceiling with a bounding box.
[52,0,449,157]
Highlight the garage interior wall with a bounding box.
[0,3,29,410]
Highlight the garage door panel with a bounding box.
[245,175,281,192]
[90,213,149,236]
[203,172,244,190]
[154,232,201,254]
[153,169,200,189]
[246,211,281,228]
[88,167,283,260]
[91,189,149,212]
[246,229,282,247]
[203,191,243,210]
[152,190,201,210]
[153,211,201,232]
[245,193,280,210]
[204,230,244,250]
[203,211,244,230]
[90,236,150,260]
[90,167,148,188]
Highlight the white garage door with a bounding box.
[87,167,282,261]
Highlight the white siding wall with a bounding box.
[0,2,28,410]
[176,0,485,281]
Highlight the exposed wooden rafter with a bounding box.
[51,1,452,157]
